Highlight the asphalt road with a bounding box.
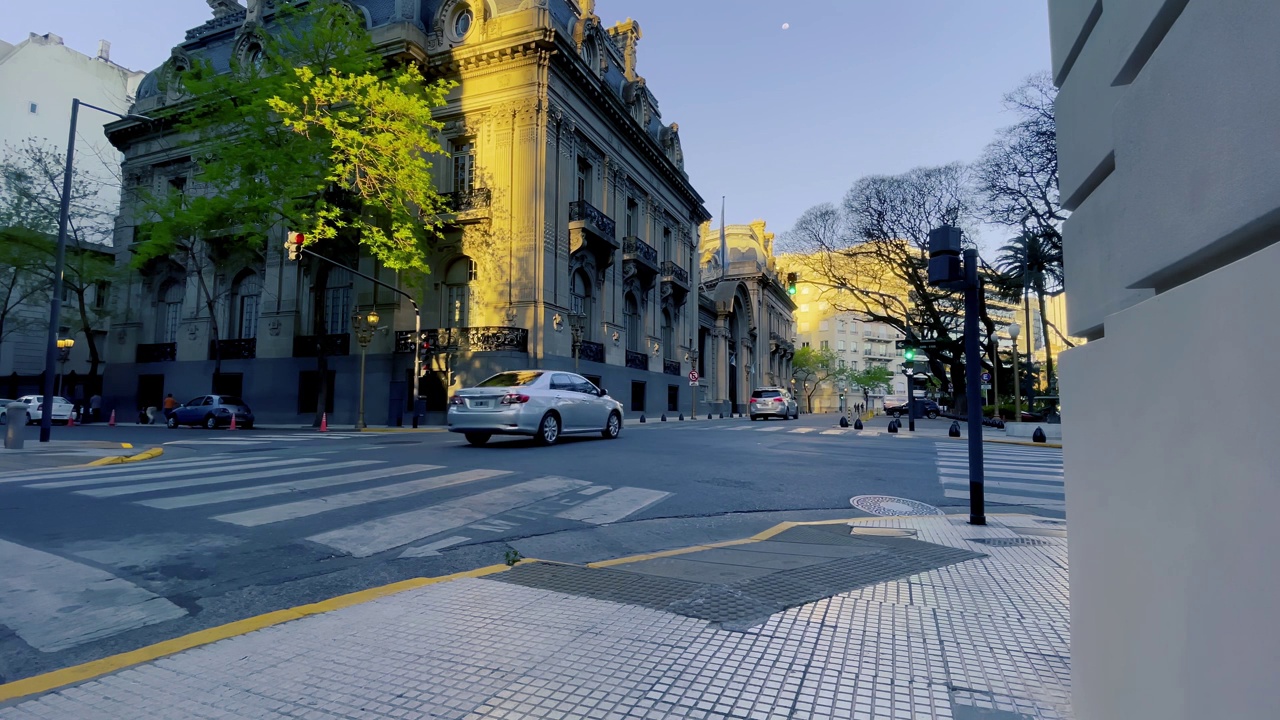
[0,414,1064,685]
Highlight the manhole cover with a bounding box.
[850,495,944,517]
[968,537,1054,547]
[849,526,919,538]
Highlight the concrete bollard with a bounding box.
[708,413,712,420]
[5,403,28,449]
[1032,426,1047,443]
[639,414,646,423]
[719,413,724,419]
[949,421,961,438]
[888,419,899,433]
[854,418,863,430]
[660,414,667,422]
[839,416,849,428]
[678,413,684,421]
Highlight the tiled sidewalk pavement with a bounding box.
[0,515,1070,719]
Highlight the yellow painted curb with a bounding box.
[0,563,511,704]
[85,447,164,466]
[120,443,133,449]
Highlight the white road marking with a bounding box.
[397,536,470,559]
[789,428,817,434]
[578,486,611,495]
[468,519,519,533]
[308,476,591,558]
[938,468,1063,482]
[859,431,881,437]
[756,427,785,432]
[0,456,223,485]
[212,468,512,527]
[937,460,1064,471]
[940,477,1064,495]
[72,459,334,496]
[820,429,849,435]
[943,488,1066,511]
[137,464,442,509]
[0,538,186,652]
[31,458,318,490]
[162,440,271,446]
[554,487,671,525]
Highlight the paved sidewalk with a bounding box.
[0,515,1071,719]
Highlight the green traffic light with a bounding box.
[787,284,796,296]
[904,347,916,361]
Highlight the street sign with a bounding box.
[688,370,699,383]
[981,371,991,383]
[981,384,991,390]
[894,340,907,349]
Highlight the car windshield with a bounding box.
[752,390,782,399]
[477,371,542,388]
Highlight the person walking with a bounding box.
[163,393,178,422]
[89,393,102,423]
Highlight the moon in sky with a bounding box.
[781,23,790,30]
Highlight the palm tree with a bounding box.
[996,231,1063,396]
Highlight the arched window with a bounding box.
[444,257,474,328]
[571,270,593,341]
[661,310,674,361]
[624,294,641,352]
[231,271,261,339]
[157,281,183,344]
[323,268,352,335]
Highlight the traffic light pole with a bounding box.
[962,248,986,525]
[906,363,916,432]
[296,246,423,427]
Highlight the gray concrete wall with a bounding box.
[1051,1,1280,717]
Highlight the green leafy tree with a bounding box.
[791,345,850,412]
[134,0,453,413]
[849,364,894,410]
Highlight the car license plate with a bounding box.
[471,400,490,408]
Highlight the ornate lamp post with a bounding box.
[1008,322,1022,422]
[56,338,75,397]
[687,339,700,418]
[569,311,586,369]
[351,308,382,429]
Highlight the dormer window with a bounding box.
[452,6,473,40]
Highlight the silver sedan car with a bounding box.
[448,370,624,446]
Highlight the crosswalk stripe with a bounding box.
[306,476,591,558]
[943,488,1065,510]
[29,458,315,490]
[756,427,784,432]
[0,456,221,485]
[163,440,271,446]
[137,464,445,509]
[74,459,342,497]
[213,468,513,527]
[555,487,671,525]
[940,478,1064,496]
[820,429,849,435]
[938,460,1063,471]
[938,468,1062,482]
[789,428,817,434]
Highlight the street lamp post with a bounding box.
[351,308,382,430]
[55,338,75,396]
[39,99,149,443]
[1008,322,1022,422]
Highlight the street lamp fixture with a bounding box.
[1008,322,1022,422]
[351,309,383,430]
[39,99,150,443]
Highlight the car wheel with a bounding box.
[927,411,938,420]
[534,413,560,446]
[204,415,219,430]
[167,415,179,429]
[465,432,491,446]
[601,412,621,439]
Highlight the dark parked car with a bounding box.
[884,399,940,419]
[166,395,255,429]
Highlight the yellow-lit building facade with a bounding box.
[103,0,710,424]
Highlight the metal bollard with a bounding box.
[5,403,28,449]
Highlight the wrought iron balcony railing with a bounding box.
[664,359,681,376]
[568,200,616,238]
[136,342,176,363]
[622,236,658,266]
[209,338,256,360]
[293,333,351,357]
[625,349,648,370]
[660,260,689,286]
[446,187,492,213]
[579,340,605,364]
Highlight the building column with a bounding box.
[712,313,729,408]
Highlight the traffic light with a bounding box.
[786,272,797,296]
[903,346,916,362]
[285,231,305,261]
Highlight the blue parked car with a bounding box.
[166,394,255,429]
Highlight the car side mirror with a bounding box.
[598,388,608,397]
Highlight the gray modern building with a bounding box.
[1051,1,1280,717]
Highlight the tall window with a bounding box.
[323,268,352,335]
[232,271,261,339]
[157,281,183,344]
[624,294,641,352]
[94,281,110,310]
[444,257,474,328]
[661,310,674,361]
[452,139,475,193]
[576,157,592,202]
[625,198,638,236]
[571,271,593,341]
[662,227,672,261]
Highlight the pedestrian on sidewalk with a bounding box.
[163,393,178,422]
[89,393,102,423]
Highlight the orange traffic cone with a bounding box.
[67,411,75,427]
[108,409,116,427]
[229,413,237,431]
[319,412,328,432]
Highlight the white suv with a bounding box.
[749,387,797,421]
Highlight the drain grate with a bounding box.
[968,537,1055,547]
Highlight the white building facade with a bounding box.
[1051,2,1280,718]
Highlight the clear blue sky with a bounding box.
[9,1,1050,240]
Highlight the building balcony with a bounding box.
[578,340,605,364]
[209,338,256,360]
[622,236,659,289]
[442,188,492,225]
[396,327,530,354]
[293,334,351,358]
[664,359,681,376]
[625,349,648,370]
[568,200,619,272]
[136,342,176,363]
[660,260,690,297]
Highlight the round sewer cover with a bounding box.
[850,495,944,517]
[849,526,919,538]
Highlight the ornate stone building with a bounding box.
[103,0,709,424]
[695,220,795,415]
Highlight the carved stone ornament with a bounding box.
[268,319,282,336]
[116,329,128,345]
[186,324,199,341]
[553,313,564,332]
[612,331,620,346]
